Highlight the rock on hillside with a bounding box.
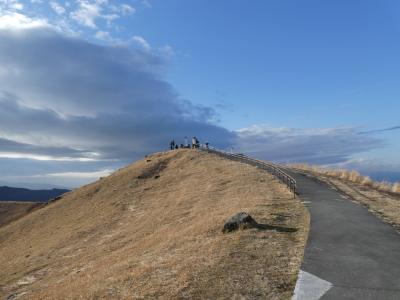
[0,149,309,299]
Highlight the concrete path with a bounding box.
[287,170,400,300]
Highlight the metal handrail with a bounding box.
[200,147,297,198]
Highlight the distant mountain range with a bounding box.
[0,186,70,203]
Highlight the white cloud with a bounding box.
[0,136,104,161]
[13,3,23,10]
[0,0,23,10]
[69,0,132,29]
[24,168,115,187]
[132,35,151,51]
[0,12,50,30]
[235,124,382,164]
[70,0,107,28]
[50,1,66,15]
[0,152,98,161]
[120,4,135,15]
[102,13,119,26]
[44,169,113,178]
[330,158,400,173]
[95,30,112,41]
[1,0,144,46]
[142,0,151,8]
[3,0,24,10]
[159,45,174,57]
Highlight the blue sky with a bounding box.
[0,0,399,188]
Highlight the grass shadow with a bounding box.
[254,223,298,233]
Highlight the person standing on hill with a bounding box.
[192,137,197,149]
[170,140,175,150]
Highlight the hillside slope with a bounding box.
[0,202,45,228]
[0,149,308,299]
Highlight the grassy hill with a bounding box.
[0,149,309,299]
[0,202,45,228]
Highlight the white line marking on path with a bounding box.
[292,270,333,300]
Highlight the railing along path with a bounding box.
[200,147,297,198]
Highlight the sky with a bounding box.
[0,0,399,188]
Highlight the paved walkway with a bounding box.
[287,170,400,299]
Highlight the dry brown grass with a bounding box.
[393,183,400,193]
[0,149,309,299]
[0,202,44,228]
[292,163,400,194]
[291,163,400,232]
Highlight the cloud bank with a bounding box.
[235,125,382,164]
[0,26,234,164]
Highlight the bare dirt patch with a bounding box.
[0,150,309,299]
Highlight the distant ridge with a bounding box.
[0,186,70,202]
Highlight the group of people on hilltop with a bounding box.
[169,136,209,150]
